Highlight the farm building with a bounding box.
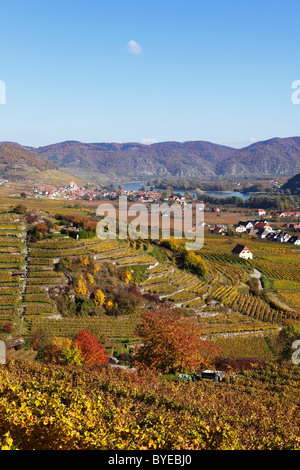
[231,244,253,260]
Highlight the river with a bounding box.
[114,182,253,200]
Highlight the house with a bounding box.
[235,224,247,233]
[288,236,300,245]
[210,225,226,235]
[255,209,266,217]
[275,211,300,218]
[231,244,253,260]
[266,232,278,241]
[248,228,259,236]
[254,222,272,232]
[236,221,254,230]
[257,229,271,239]
[276,231,291,243]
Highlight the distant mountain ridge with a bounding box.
[0,142,83,186]
[2,137,300,184]
[30,137,300,182]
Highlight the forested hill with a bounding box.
[0,142,82,185]
[2,137,300,183]
[282,172,300,194]
[29,137,300,182]
[0,142,55,170]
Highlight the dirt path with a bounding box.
[250,268,263,290]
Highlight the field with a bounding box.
[0,358,299,450]
[0,191,298,361]
[0,187,299,452]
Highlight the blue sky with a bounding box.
[1,0,300,147]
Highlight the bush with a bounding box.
[114,290,142,316]
[12,204,27,214]
[75,296,96,316]
[37,337,83,366]
[0,322,14,334]
[117,352,134,366]
[215,357,266,372]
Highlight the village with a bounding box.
[34,178,181,203]
[209,217,300,246]
[32,179,300,247]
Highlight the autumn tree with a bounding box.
[135,307,220,374]
[38,337,83,366]
[79,256,89,268]
[30,326,54,350]
[183,251,208,278]
[36,222,49,233]
[75,274,88,296]
[86,273,95,285]
[12,203,27,214]
[124,270,132,284]
[74,329,108,366]
[94,289,105,306]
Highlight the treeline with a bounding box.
[197,193,300,211]
[158,238,208,278]
[149,178,235,192]
[148,178,274,194]
[55,214,97,239]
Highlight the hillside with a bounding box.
[28,136,300,183]
[281,172,300,194]
[0,201,299,451]
[217,137,300,176]
[1,359,299,450]
[0,143,84,186]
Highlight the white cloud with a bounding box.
[127,40,142,55]
[224,138,258,148]
[141,138,159,145]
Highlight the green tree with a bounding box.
[183,251,208,278]
[13,204,27,214]
[277,321,300,362]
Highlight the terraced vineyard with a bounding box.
[84,238,157,266]
[212,285,287,323]
[27,315,141,344]
[85,235,299,332]
[1,213,299,350]
[24,236,158,345]
[0,215,26,326]
[23,237,83,318]
[273,280,300,309]
[255,261,300,282]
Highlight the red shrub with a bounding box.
[74,329,108,366]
